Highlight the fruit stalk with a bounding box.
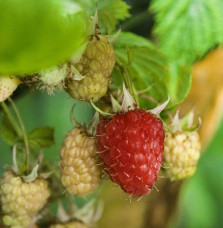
[0,101,22,138]
[8,98,30,173]
[116,58,138,104]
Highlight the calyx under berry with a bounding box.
[52,199,103,227]
[93,83,169,116]
[167,110,201,134]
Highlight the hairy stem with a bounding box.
[8,98,30,173]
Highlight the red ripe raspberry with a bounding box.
[96,109,164,196]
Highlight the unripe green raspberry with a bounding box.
[49,220,88,228]
[0,171,50,228]
[0,76,20,102]
[39,64,68,94]
[65,34,116,102]
[60,128,102,197]
[163,131,201,180]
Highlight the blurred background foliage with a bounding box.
[0,0,88,74]
[1,0,223,227]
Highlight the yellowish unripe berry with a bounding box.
[39,64,68,94]
[164,131,201,180]
[65,34,116,102]
[0,76,20,102]
[60,128,102,196]
[0,171,50,227]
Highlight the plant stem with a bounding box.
[0,102,23,138]
[8,98,30,173]
[67,194,75,216]
[116,58,138,104]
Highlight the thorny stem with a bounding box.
[0,102,23,138]
[8,98,30,173]
[116,58,138,105]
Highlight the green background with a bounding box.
[0,90,94,174]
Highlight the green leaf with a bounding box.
[28,127,54,148]
[98,0,131,33]
[0,115,17,145]
[167,63,191,107]
[112,32,191,108]
[150,0,223,65]
[114,32,155,49]
[0,0,88,75]
[75,0,131,33]
[113,32,191,108]
[114,40,168,108]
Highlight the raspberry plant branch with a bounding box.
[67,194,75,217]
[0,101,23,138]
[8,98,30,173]
[116,58,138,105]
